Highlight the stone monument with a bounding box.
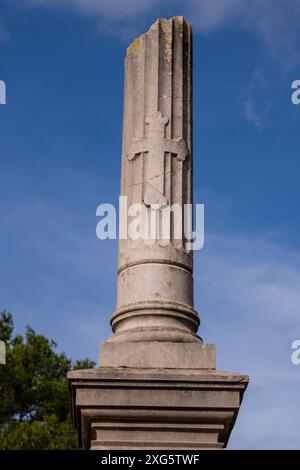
[68,16,249,450]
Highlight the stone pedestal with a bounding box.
[68,368,248,450]
[68,16,249,450]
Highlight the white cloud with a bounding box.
[15,0,300,68]
[184,0,244,32]
[186,0,300,69]
[198,233,300,326]
[22,0,159,21]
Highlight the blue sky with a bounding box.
[1,0,300,449]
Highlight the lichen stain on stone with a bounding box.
[172,15,184,22]
[165,42,172,61]
[127,37,142,56]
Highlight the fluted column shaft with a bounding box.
[108,17,200,344]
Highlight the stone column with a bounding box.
[100,17,214,369]
[68,17,249,450]
[113,16,195,342]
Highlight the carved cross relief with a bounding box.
[127,111,188,207]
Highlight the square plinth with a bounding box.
[100,341,216,369]
[68,367,248,450]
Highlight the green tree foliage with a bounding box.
[0,310,95,449]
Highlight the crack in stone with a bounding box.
[129,170,173,188]
[147,173,164,182]
[145,180,166,197]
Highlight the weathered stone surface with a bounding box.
[68,16,249,450]
[100,342,216,369]
[68,368,249,450]
[107,16,197,346]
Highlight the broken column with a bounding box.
[68,16,249,450]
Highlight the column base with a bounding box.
[100,341,216,369]
[68,367,249,450]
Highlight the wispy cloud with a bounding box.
[183,1,300,67]
[1,160,300,447]
[186,0,300,71]
[0,166,117,360]
[17,0,300,68]
[242,66,275,128]
[196,233,300,448]
[0,22,9,43]
[21,0,159,21]
[243,97,263,128]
